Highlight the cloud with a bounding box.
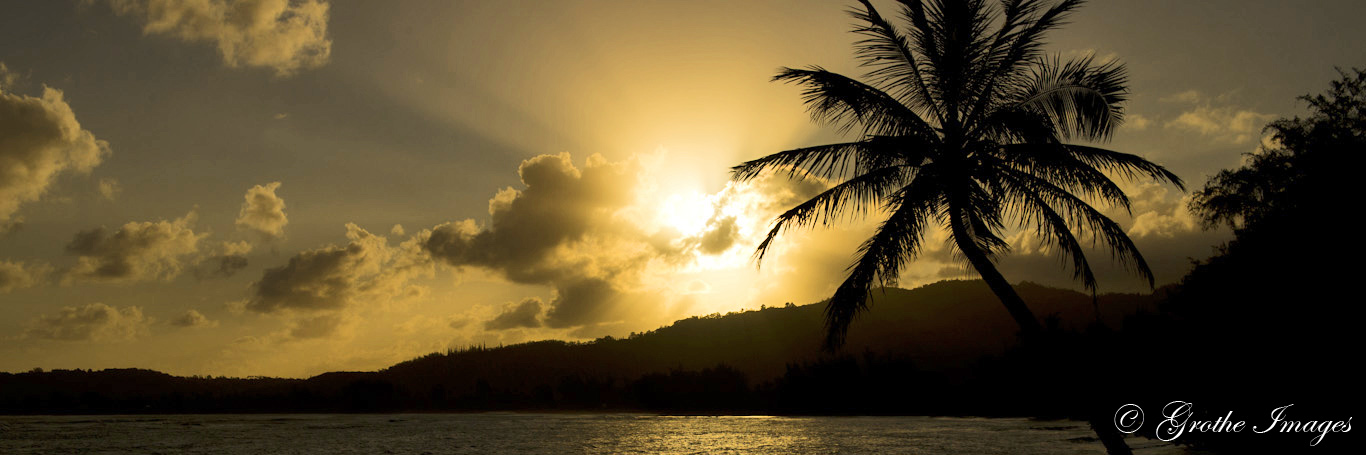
[245,224,384,313]
[1123,113,1151,132]
[194,253,249,279]
[1160,90,1203,104]
[244,223,432,338]
[24,303,151,341]
[235,181,288,240]
[424,153,639,282]
[0,260,49,292]
[64,211,206,283]
[97,178,121,201]
[1161,91,1275,144]
[422,151,843,333]
[108,0,333,77]
[1,79,110,226]
[1166,106,1275,144]
[696,216,739,255]
[484,298,544,330]
[192,240,252,279]
[170,309,218,328]
[286,313,349,339]
[1124,182,1200,239]
[923,179,1225,292]
[424,153,658,330]
[0,62,18,90]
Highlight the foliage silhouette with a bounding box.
[731,0,1182,350]
[1,281,1156,416]
[732,2,1185,453]
[1191,67,1364,232]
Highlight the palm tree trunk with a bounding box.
[946,213,1043,337]
[948,212,1133,455]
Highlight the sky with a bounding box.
[1,0,1362,378]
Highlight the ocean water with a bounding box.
[1,414,1192,454]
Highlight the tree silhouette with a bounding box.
[733,2,1182,453]
[734,0,1180,347]
[1190,68,1364,233]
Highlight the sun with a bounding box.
[657,191,716,238]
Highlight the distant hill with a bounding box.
[1,279,1160,414]
[387,280,1158,383]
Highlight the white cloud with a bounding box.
[1161,90,1275,144]
[97,178,121,201]
[24,303,152,341]
[108,0,333,77]
[1166,106,1275,144]
[235,181,288,240]
[64,211,206,283]
[0,260,50,293]
[1124,113,1151,131]
[1,79,110,226]
[170,309,219,328]
[1124,182,1200,239]
[0,62,18,90]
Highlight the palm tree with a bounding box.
[733,2,1182,453]
[735,0,1180,345]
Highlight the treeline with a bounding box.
[0,347,1100,417]
[1,280,1148,416]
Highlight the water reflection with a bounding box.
[1,414,1194,454]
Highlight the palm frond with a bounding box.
[994,143,1135,213]
[824,173,943,348]
[988,169,1099,290]
[997,165,1156,286]
[731,135,935,183]
[1061,144,1185,190]
[1014,54,1129,141]
[732,142,870,183]
[850,0,944,122]
[774,67,935,137]
[958,0,1043,120]
[753,165,911,263]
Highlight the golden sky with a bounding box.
[1,0,1362,377]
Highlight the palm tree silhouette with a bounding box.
[735,0,1181,346]
[733,2,1181,452]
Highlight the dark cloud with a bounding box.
[63,212,205,283]
[106,0,333,77]
[170,309,217,328]
[424,153,644,329]
[1,79,108,225]
[287,313,345,339]
[192,240,253,280]
[244,223,432,339]
[246,232,369,313]
[484,298,544,330]
[542,277,622,329]
[697,216,739,255]
[424,152,637,283]
[194,254,249,279]
[24,303,150,341]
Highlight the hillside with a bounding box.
[1,280,1160,414]
[387,280,1158,382]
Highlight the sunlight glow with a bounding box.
[658,192,714,238]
